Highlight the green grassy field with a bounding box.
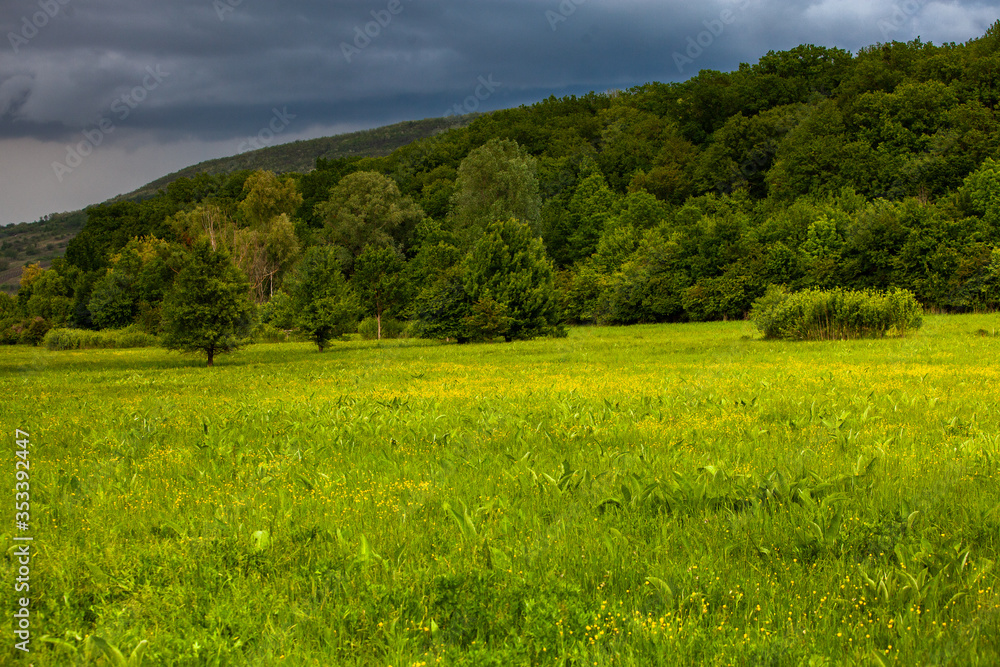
[2,316,999,666]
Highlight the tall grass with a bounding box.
[42,326,159,351]
[751,286,924,340]
[2,315,998,665]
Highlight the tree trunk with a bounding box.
[207,348,214,367]
[377,312,382,340]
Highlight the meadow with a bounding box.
[2,315,999,666]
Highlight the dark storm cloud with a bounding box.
[0,0,995,225]
[2,0,994,143]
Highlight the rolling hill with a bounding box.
[0,113,478,292]
[114,114,478,201]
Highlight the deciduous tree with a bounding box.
[449,139,542,249]
[286,246,359,351]
[161,240,255,367]
[317,172,425,267]
[353,245,407,340]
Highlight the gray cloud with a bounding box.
[0,0,995,225]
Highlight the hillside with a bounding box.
[0,114,478,291]
[0,211,87,293]
[116,115,478,201]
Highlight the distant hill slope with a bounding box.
[0,114,478,291]
[117,115,478,201]
[0,211,87,293]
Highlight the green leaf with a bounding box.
[87,636,128,667]
[251,529,271,552]
[646,576,674,603]
[596,498,622,513]
[86,562,110,586]
[40,636,79,653]
[443,500,477,541]
[129,639,149,667]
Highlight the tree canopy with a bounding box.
[286,245,359,352]
[161,240,256,366]
[11,24,1000,350]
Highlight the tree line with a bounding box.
[4,24,1000,362]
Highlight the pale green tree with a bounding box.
[235,171,303,301]
[238,170,303,227]
[316,172,425,268]
[449,139,542,249]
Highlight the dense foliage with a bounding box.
[160,240,256,366]
[751,286,924,340]
[286,245,360,351]
[7,24,1000,344]
[43,325,159,350]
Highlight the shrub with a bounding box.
[260,291,296,329]
[462,295,514,342]
[0,317,22,345]
[751,286,923,340]
[43,325,159,351]
[253,322,292,344]
[17,317,51,346]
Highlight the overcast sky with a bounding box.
[0,0,995,226]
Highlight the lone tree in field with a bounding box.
[287,245,359,351]
[162,240,255,367]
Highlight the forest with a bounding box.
[4,23,1000,347]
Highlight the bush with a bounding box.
[0,321,15,345]
[11,317,52,345]
[751,286,923,340]
[7,317,52,346]
[358,317,408,340]
[43,325,159,351]
[260,291,296,329]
